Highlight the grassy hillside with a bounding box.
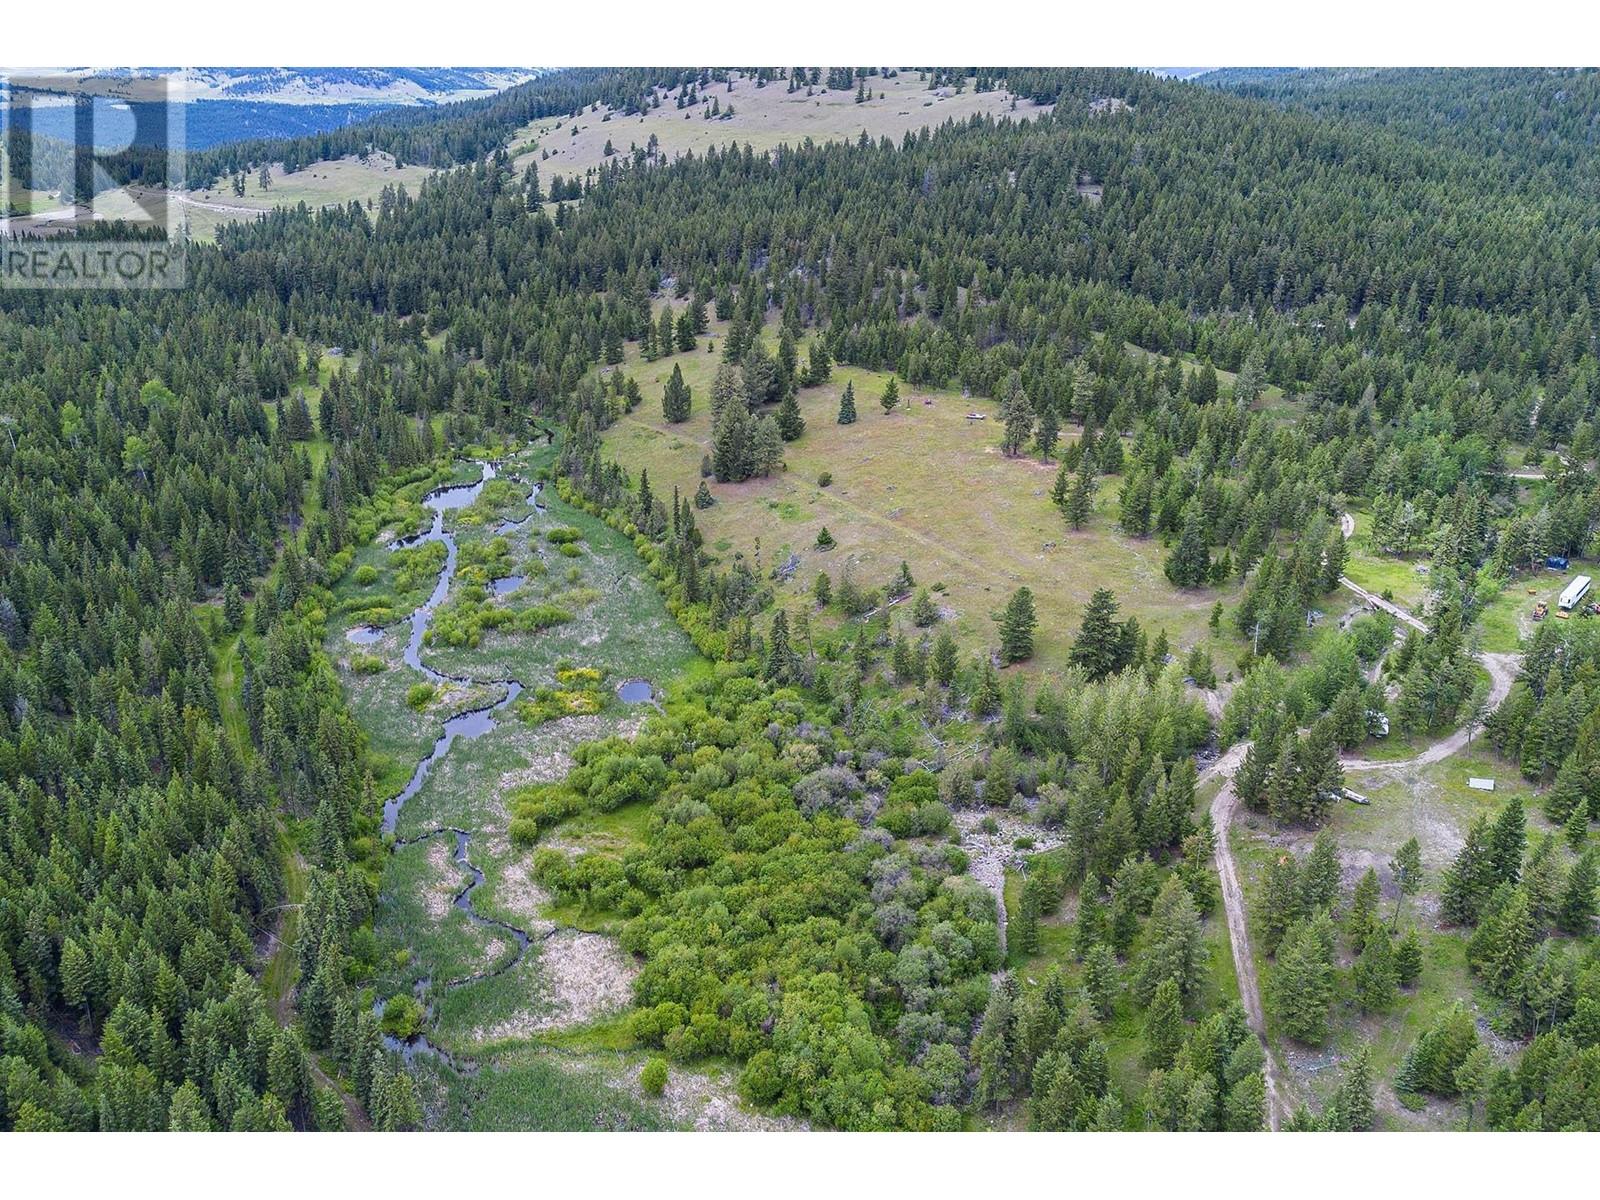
[515,71,1050,184]
[176,152,434,240]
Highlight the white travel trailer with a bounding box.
[1559,575,1592,611]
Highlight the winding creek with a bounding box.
[361,458,657,1072]
[368,461,542,1067]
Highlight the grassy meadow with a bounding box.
[602,309,1252,678]
[513,71,1051,184]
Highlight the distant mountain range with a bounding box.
[177,67,544,106]
[9,68,544,152]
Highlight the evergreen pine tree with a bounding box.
[1035,405,1060,460]
[1395,927,1425,987]
[1066,463,1094,529]
[972,976,1019,1107]
[1051,460,1071,509]
[1273,911,1336,1044]
[1442,815,1498,924]
[1260,854,1303,955]
[1070,588,1129,681]
[1223,1072,1267,1131]
[1165,504,1212,588]
[1016,875,1047,956]
[837,380,857,424]
[803,339,832,385]
[776,389,805,440]
[1488,796,1527,885]
[998,586,1037,664]
[1082,943,1118,1020]
[879,376,900,415]
[1346,867,1381,953]
[812,572,832,608]
[662,363,692,422]
[765,609,796,683]
[1000,375,1034,456]
[1557,847,1597,934]
[1566,797,1591,850]
[1301,830,1342,912]
[167,1082,213,1132]
[931,631,959,687]
[972,657,1002,717]
[1137,876,1205,1003]
[1353,927,1398,1012]
[1327,1046,1375,1131]
[1142,977,1185,1069]
[59,938,92,1028]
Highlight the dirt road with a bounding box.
[1200,643,1517,1131]
[1202,743,1286,1130]
[1338,575,1429,634]
[1200,514,1524,1129]
[1342,651,1520,773]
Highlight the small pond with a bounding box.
[617,679,654,704]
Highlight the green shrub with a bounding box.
[349,652,386,674]
[740,1050,783,1105]
[390,540,448,596]
[379,994,423,1040]
[406,682,436,711]
[353,564,380,586]
[640,1058,668,1096]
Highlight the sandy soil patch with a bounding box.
[953,807,1064,954]
[423,839,458,920]
[472,930,638,1044]
[490,855,559,936]
[638,1062,808,1132]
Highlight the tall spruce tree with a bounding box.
[1165,504,1212,588]
[1070,588,1128,681]
[662,363,692,422]
[998,587,1037,664]
[775,389,805,441]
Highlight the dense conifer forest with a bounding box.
[2,65,1598,1132]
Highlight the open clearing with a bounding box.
[177,152,434,240]
[602,314,1246,674]
[513,71,1051,183]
